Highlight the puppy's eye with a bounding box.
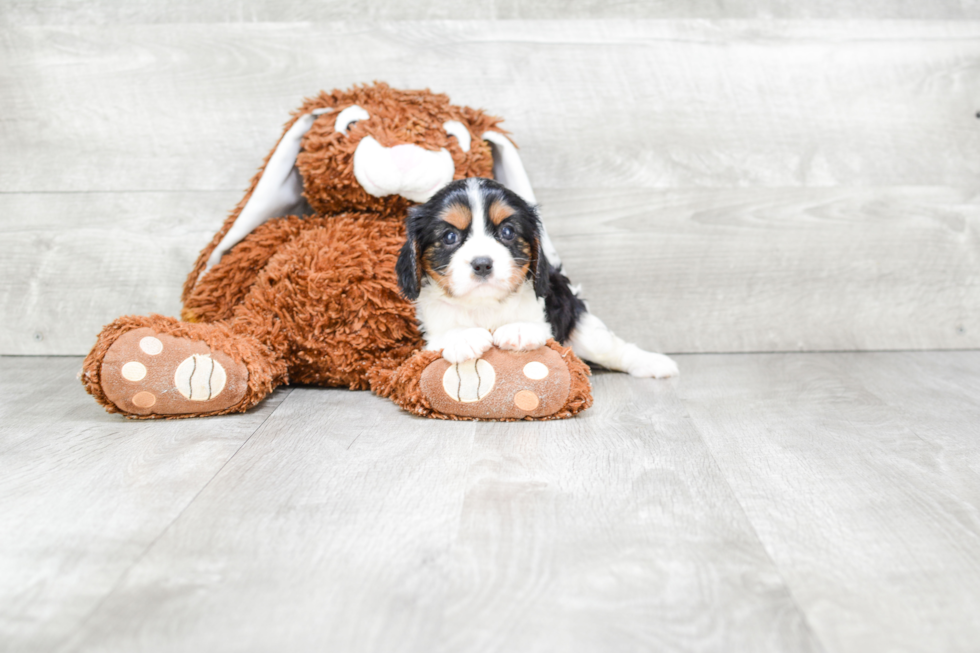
[335,105,370,133]
[442,231,459,246]
[499,225,516,242]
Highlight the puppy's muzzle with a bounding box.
[471,257,494,278]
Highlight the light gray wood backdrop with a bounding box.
[2,5,979,355]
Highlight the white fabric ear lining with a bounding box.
[481,131,536,204]
[204,109,334,273]
[443,120,471,152]
[481,131,561,267]
[335,105,369,133]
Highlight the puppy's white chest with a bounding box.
[416,281,545,340]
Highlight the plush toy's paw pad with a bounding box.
[625,347,679,379]
[421,346,571,419]
[492,322,551,351]
[440,328,494,363]
[100,327,248,416]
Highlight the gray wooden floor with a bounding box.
[2,352,979,653]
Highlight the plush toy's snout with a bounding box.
[353,137,455,202]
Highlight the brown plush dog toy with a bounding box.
[81,82,593,420]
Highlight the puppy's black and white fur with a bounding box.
[397,177,678,378]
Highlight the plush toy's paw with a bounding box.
[424,346,569,419]
[623,344,679,379]
[438,328,494,364]
[97,327,250,417]
[492,322,551,352]
[371,340,593,421]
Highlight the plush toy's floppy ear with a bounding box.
[482,131,562,269]
[204,108,333,272]
[396,212,423,301]
[481,131,537,205]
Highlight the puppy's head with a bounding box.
[397,178,550,302]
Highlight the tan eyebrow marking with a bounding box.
[441,203,471,230]
[488,200,515,226]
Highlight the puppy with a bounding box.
[397,177,678,378]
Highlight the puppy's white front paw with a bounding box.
[440,328,494,363]
[492,322,551,352]
[623,345,679,379]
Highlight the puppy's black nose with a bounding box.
[471,256,494,277]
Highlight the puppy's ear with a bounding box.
[397,213,423,301]
[530,234,551,299]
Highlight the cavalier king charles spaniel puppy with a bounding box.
[397,177,678,378]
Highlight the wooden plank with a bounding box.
[0,191,237,355]
[677,352,980,653]
[435,373,821,652]
[6,353,980,650]
[2,21,978,193]
[0,355,291,653]
[843,351,980,465]
[55,374,821,653]
[541,186,980,353]
[4,186,977,355]
[4,0,979,24]
[0,356,82,423]
[58,385,480,652]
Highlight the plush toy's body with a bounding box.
[82,83,594,420]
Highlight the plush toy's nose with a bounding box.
[390,144,426,172]
[471,257,494,277]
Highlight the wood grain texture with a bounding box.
[436,373,821,653]
[0,356,291,653]
[60,385,480,653]
[677,351,980,653]
[4,186,977,355]
[3,19,979,355]
[845,351,980,468]
[6,353,980,651]
[541,186,980,354]
[5,0,980,24]
[14,365,823,653]
[2,21,979,193]
[0,191,238,355]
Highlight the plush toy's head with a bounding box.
[294,83,502,216]
[196,81,548,284]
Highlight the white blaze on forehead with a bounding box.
[466,178,486,237]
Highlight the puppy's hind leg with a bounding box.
[568,312,679,378]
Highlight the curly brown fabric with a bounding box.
[81,82,593,421]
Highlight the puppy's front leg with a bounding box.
[493,322,552,352]
[429,327,494,363]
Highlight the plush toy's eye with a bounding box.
[442,230,459,246]
[499,225,516,242]
[443,120,471,152]
[335,105,370,133]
